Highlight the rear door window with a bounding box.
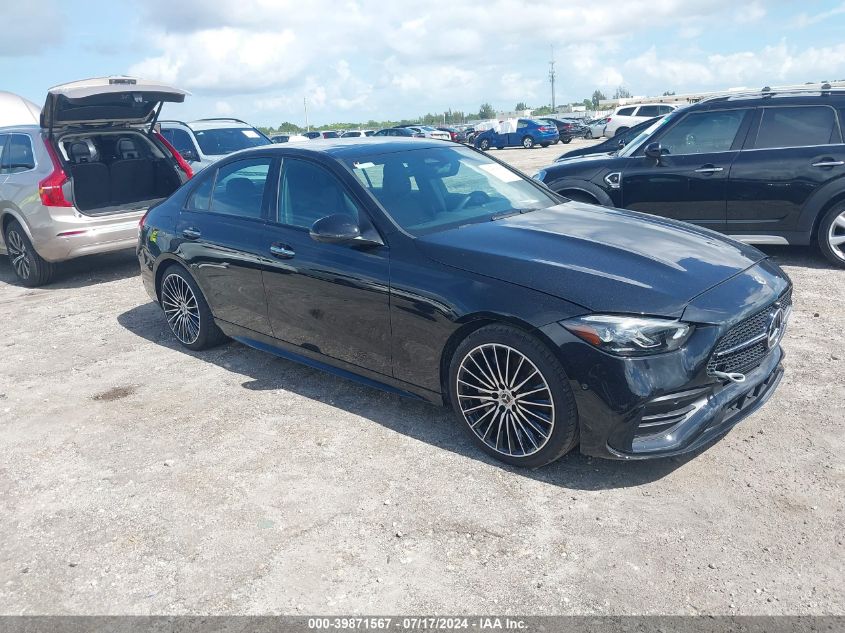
[754,106,840,149]
[658,105,675,115]
[617,107,636,116]
[655,109,749,155]
[207,157,272,218]
[636,105,661,117]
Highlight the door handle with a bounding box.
[811,159,845,168]
[182,228,202,240]
[270,243,295,259]
[694,166,724,174]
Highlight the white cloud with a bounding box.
[124,0,845,124]
[794,2,845,28]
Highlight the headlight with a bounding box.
[532,169,547,182]
[562,315,692,356]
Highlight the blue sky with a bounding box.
[3,1,845,127]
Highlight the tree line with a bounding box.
[257,87,672,135]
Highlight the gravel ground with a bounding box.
[0,138,843,615]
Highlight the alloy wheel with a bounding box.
[455,343,554,457]
[161,273,201,345]
[828,209,845,261]
[6,230,31,280]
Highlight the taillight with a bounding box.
[606,117,612,123]
[450,132,457,140]
[154,131,194,180]
[38,141,72,207]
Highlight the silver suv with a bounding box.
[158,118,272,172]
[0,76,192,286]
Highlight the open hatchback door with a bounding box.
[41,76,188,133]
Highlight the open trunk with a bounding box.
[56,129,182,215]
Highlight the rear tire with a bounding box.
[817,202,845,268]
[159,264,227,350]
[541,143,549,148]
[522,136,535,149]
[4,219,55,287]
[448,324,579,468]
[561,137,572,144]
[615,126,629,136]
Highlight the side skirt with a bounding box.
[216,320,444,405]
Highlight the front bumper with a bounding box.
[539,324,785,460]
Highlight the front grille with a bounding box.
[707,290,792,377]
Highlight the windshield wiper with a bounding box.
[491,208,540,221]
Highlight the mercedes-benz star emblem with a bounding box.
[766,307,785,350]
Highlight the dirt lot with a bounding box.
[0,138,843,615]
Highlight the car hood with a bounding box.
[415,202,767,318]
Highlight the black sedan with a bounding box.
[138,138,790,466]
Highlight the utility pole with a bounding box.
[304,97,309,131]
[549,45,556,112]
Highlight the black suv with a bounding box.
[535,87,845,267]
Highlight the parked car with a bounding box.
[341,130,374,138]
[270,134,308,143]
[535,87,845,266]
[158,118,271,172]
[558,116,664,159]
[403,125,450,141]
[0,76,192,286]
[138,138,791,466]
[436,127,467,143]
[585,117,609,139]
[538,118,587,144]
[474,118,559,150]
[604,103,677,137]
[373,127,423,137]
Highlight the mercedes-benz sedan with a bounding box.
[137,138,790,467]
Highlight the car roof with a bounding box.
[187,119,257,130]
[229,137,449,159]
[0,92,41,127]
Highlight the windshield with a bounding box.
[193,127,271,155]
[348,145,559,236]
[616,114,676,157]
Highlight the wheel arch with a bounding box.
[438,313,562,406]
[544,178,614,207]
[153,255,190,303]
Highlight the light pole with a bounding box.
[549,45,556,112]
[304,97,309,132]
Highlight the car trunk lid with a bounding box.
[41,76,188,134]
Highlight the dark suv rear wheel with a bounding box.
[4,219,55,287]
[449,325,578,467]
[819,202,845,267]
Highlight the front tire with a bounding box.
[478,139,491,151]
[159,265,227,350]
[818,202,845,267]
[585,130,593,139]
[4,219,54,287]
[562,137,572,144]
[449,325,578,468]
[522,136,535,149]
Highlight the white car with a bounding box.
[585,117,609,139]
[604,103,677,138]
[406,125,451,141]
[341,130,374,138]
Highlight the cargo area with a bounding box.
[56,130,181,215]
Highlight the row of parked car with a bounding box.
[0,75,824,467]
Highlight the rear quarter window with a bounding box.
[754,106,841,149]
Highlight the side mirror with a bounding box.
[644,142,663,161]
[180,148,199,162]
[310,214,361,244]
